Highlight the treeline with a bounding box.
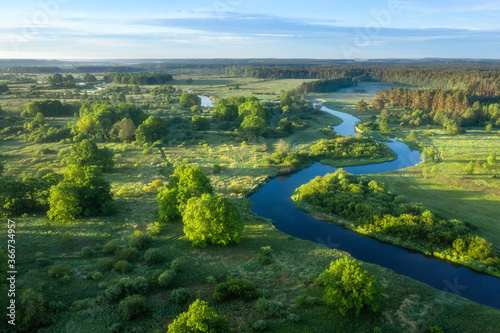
[2,66,61,73]
[292,169,500,275]
[103,73,173,85]
[290,78,353,94]
[377,88,500,127]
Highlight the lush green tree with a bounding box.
[213,99,238,122]
[135,116,169,144]
[318,257,381,317]
[111,118,136,142]
[69,139,114,171]
[47,182,82,222]
[167,299,230,333]
[119,295,147,320]
[486,124,493,133]
[356,99,368,112]
[47,165,115,222]
[22,100,67,117]
[83,73,97,82]
[180,92,201,108]
[240,115,267,137]
[183,193,243,248]
[192,116,210,131]
[406,130,418,141]
[157,165,213,221]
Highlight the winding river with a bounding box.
[249,104,500,309]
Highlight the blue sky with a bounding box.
[1,0,499,59]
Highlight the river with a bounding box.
[249,104,500,309]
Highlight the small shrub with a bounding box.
[227,183,245,194]
[305,296,322,306]
[119,295,147,320]
[80,246,95,258]
[170,258,185,272]
[113,260,130,273]
[169,288,194,306]
[151,180,163,188]
[255,298,286,318]
[256,246,272,265]
[158,269,176,287]
[252,319,268,332]
[129,231,152,250]
[36,168,54,178]
[61,231,71,242]
[287,313,300,324]
[213,164,222,174]
[98,258,116,271]
[294,296,306,307]
[144,248,164,265]
[102,241,118,255]
[116,247,139,261]
[48,264,71,278]
[427,326,444,333]
[214,278,258,302]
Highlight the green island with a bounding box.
[0,60,499,333]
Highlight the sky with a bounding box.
[1,0,499,59]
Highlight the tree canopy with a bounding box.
[167,299,230,333]
[183,193,244,248]
[135,116,169,144]
[69,139,114,171]
[318,257,381,317]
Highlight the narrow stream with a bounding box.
[249,104,500,309]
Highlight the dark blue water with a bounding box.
[250,106,500,309]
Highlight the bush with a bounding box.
[318,257,381,317]
[113,260,130,273]
[256,246,272,265]
[48,264,71,278]
[170,258,185,272]
[287,313,300,323]
[102,241,118,255]
[169,288,194,306]
[116,247,139,261]
[144,248,164,265]
[158,270,177,287]
[129,231,152,250]
[119,295,147,320]
[213,164,222,174]
[98,258,116,271]
[213,278,258,302]
[255,298,286,318]
[252,320,268,332]
[80,246,95,258]
[167,299,229,333]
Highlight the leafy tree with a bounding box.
[179,92,201,108]
[238,100,267,120]
[47,165,115,222]
[183,193,243,248]
[372,98,385,112]
[119,295,147,320]
[22,100,67,117]
[486,124,493,133]
[356,99,368,112]
[111,118,136,142]
[83,73,97,82]
[406,130,418,141]
[47,182,82,222]
[318,257,381,317]
[192,116,210,131]
[157,165,213,221]
[167,299,230,333]
[0,83,9,93]
[69,139,114,171]
[135,116,169,144]
[213,99,238,122]
[240,115,267,137]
